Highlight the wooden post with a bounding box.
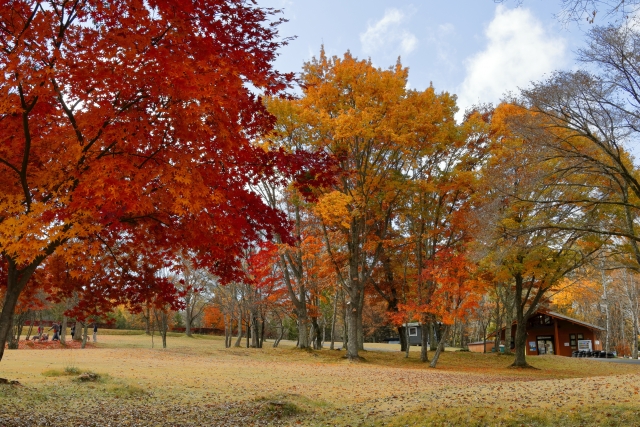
[554,318,560,356]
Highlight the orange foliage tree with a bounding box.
[0,0,301,360]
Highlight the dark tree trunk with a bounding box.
[512,317,528,367]
[0,259,39,361]
[399,326,407,352]
[420,321,429,362]
[429,324,437,351]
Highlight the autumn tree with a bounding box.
[478,103,604,367]
[0,0,299,361]
[290,49,469,360]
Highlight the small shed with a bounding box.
[494,310,605,357]
[404,322,423,345]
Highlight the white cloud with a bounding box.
[427,23,457,72]
[457,6,567,116]
[360,9,418,56]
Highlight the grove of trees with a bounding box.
[1,0,639,369]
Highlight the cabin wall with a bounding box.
[497,316,603,357]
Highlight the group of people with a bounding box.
[33,322,99,342]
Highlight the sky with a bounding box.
[259,0,610,116]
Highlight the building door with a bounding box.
[537,336,554,355]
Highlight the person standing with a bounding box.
[49,323,60,341]
[93,323,98,343]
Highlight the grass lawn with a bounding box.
[1,332,639,426]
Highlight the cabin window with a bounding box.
[408,327,418,337]
[577,333,584,340]
[570,334,577,348]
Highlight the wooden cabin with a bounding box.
[494,310,605,357]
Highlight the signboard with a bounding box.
[577,340,592,351]
[529,341,537,351]
[564,342,570,347]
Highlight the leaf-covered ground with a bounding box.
[1,333,639,426]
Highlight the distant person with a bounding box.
[70,324,75,338]
[49,323,60,341]
[93,323,98,343]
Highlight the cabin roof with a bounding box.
[490,309,606,336]
[542,310,606,332]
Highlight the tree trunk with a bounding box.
[7,315,17,350]
[297,317,309,349]
[73,321,82,341]
[399,326,407,352]
[145,305,151,335]
[185,303,192,337]
[429,323,437,351]
[234,310,244,347]
[0,259,39,361]
[503,293,514,354]
[632,315,638,360]
[404,324,411,358]
[330,288,339,350]
[482,325,487,354]
[342,293,348,350]
[81,322,88,349]
[250,312,259,348]
[420,321,429,362]
[429,326,450,368]
[260,315,266,348]
[345,298,360,359]
[311,317,322,350]
[60,315,68,344]
[245,318,250,348]
[25,312,35,341]
[357,290,365,351]
[512,317,528,367]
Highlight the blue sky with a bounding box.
[260,0,605,115]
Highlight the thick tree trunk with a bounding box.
[345,299,360,359]
[7,315,17,349]
[234,310,244,347]
[73,321,82,341]
[399,326,407,352]
[420,321,429,362]
[429,324,437,351]
[60,315,68,344]
[297,317,309,349]
[81,322,88,349]
[512,318,528,367]
[429,326,449,368]
[311,317,322,350]
[0,260,39,361]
